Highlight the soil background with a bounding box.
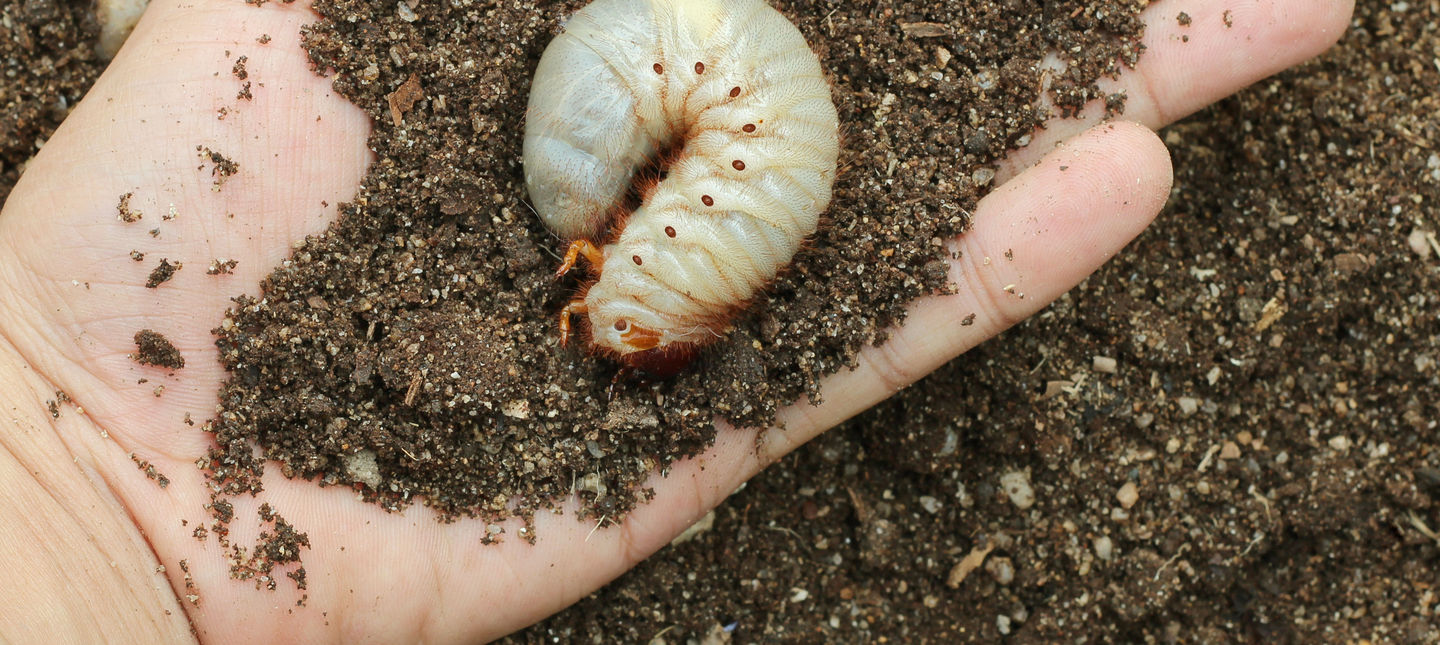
[4,0,1439,642]
[516,2,1440,642]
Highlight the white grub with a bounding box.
[524,0,840,367]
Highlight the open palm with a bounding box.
[0,0,1351,642]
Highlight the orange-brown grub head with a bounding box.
[583,297,709,355]
[555,284,719,377]
[559,301,703,377]
[554,230,735,377]
[613,319,661,351]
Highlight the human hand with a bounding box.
[0,0,1352,642]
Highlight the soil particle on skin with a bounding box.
[207,496,234,524]
[226,503,310,596]
[133,329,185,369]
[131,250,146,261]
[204,0,1148,532]
[207,258,239,275]
[179,559,200,607]
[197,146,239,188]
[130,452,172,488]
[116,192,142,222]
[146,258,182,288]
[44,389,72,419]
[192,493,310,601]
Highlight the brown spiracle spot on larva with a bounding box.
[523,0,840,375]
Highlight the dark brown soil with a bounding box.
[0,0,104,204]
[227,503,310,601]
[515,3,1440,642]
[146,258,182,288]
[204,0,1148,530]
[133,329,187,369]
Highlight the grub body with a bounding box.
[524,0,839,363]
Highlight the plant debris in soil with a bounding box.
[200,0,1148,529]
[516,3,1440,642]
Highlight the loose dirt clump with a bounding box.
[116,191,143,222]
[197,146,239,188]
[133,329,186,369]
[146,258,182,288]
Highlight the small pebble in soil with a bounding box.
[1000,471,1035,509]
[1094,536,1115,562]
[1116,481,1139,509]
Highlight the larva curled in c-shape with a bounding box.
[523,0,840,375]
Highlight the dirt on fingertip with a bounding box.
[201,0,1150,533]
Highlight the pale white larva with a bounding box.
[523,0,840,373]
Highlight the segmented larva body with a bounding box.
[524,0,839,371]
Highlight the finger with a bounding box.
[998,0,1353,180]
[769,120,1173,453]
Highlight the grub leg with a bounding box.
[555,239,604,279]
[559,299,588,348]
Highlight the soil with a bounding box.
[146,258,182,288]
[514,3,1440,642]
[4,0,1439,642]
